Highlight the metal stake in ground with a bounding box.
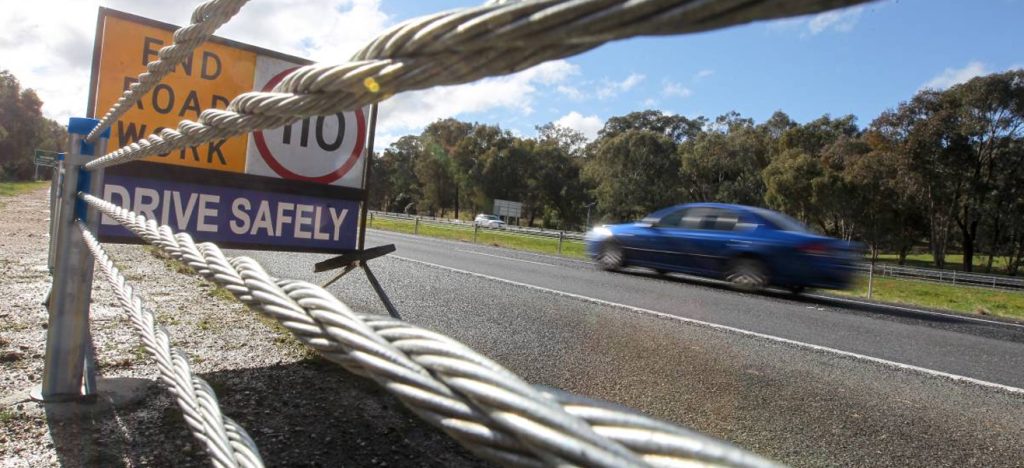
[37,117,109,401]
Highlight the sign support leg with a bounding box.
[361,263,401,319]
[314,244,400,319]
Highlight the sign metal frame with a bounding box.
[86,7,379,255]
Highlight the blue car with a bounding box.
[584,203,860,293]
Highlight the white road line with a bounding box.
[392,254,1024,396]
[454,249,559,267]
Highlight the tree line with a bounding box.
[0,71,67,180]
[369,70,1024,275]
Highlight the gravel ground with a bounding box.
[0,188,488,467]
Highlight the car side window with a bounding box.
[680,208,712,229]
[656,208,687,227]
[708,209,739,231]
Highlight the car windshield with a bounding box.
[751,208,809,233]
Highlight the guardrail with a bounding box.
[860,263,1024,291]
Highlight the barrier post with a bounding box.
[474,224,479,243]
[867,261,874,300]
[415,217,420,235]
[37,118,109,401]
[558,231,564,255]
[47,154,64,273]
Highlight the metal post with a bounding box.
[474,224,479,243]
[584,202,596,229]
[356,103,378,252]
[362,264,401,319]
[38,117,108,401]
[368,212,374,228]
[34,163,40,181]
[415,217,420,235]
[558,231,564,255]
[866,260,874,300]
[47,156,64,274]
[952,271,957,285]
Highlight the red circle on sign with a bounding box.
[252,67,366,184]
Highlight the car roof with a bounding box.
[647,202,761,219]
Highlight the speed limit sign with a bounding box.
[246,57,370,188]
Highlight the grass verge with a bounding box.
[0,180,49,197]
[0,181,49,208]
[873,253,1014,275]
[828,275,1024,321]
[369,216,587,258]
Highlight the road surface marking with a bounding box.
[453,249,560,267]
[393,254,1024,396]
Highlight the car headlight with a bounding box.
[586,226,613,240]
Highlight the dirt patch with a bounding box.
[0,187,489,467]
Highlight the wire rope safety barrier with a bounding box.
[35,0,874,466]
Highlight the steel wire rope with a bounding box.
[79,192,780,468]
[86,0,250,142]
[76,220,264,468]
[84,0,870,171]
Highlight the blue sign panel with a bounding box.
[98,162,365,253]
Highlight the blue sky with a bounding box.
[4,0,1022,147]
[372,0,1024,143]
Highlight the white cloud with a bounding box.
[807,6,864,35]
[766,5,865,36]
[596,73,645,99]
[556,85,585,101]
[0,0,390,123]
[662,81,693,98]
[374,60,579,149]
[0,1,586,151]
[693,69,714,80]
[920,61,989,90]
[553,111,603,141]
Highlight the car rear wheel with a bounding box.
[727,258,768,291]
[597,241,625,271]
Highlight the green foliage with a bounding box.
[584,130,680,221]
[678,116,768,205]
[0,70,66,180]
[370,72,1024,274]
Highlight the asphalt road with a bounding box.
[232,229,1024,467]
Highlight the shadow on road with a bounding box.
[44,359,488,467]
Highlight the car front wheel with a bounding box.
[727,258,768,291]
[597,241,625,271]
